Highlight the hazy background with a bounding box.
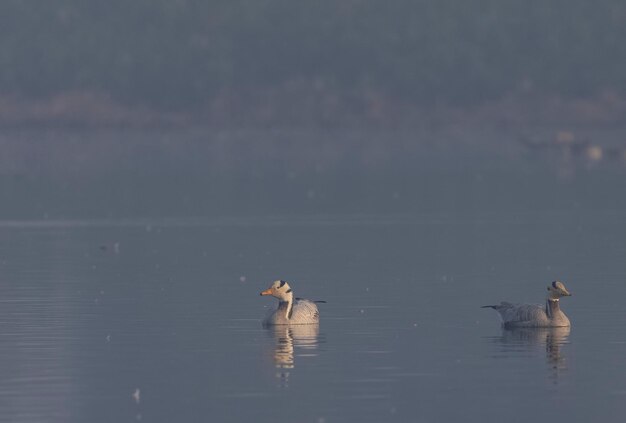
[0,1,625,126]
[0,1,624,220]
[1,3,626,423]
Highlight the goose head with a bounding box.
[260,280,294,302]
[547,281,572,300]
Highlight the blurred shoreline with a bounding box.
[0,120,623,220]
[1,89,625,129]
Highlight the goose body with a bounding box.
[482,281,571,328]
[260,280,323,326]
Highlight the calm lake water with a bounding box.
[0,128,625,422]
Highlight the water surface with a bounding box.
[0,129,625,422]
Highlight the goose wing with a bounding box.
[486,302,547,327]
[291,298,321,323]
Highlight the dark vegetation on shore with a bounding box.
[1,1,625,127]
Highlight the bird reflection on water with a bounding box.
[265,324,322,387]
[488,327,571,382]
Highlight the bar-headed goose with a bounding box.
[482,281,572,328]
[260,280,324,326]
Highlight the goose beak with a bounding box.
[260,289,273,296]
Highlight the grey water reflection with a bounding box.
[266,325,322,387]
[488,327,571,381]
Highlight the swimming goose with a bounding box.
[482,281,572,328]
[260,280,324,325]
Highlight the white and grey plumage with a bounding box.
[482,281,572,328]
[260,280,324,326]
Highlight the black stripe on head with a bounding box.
[552,281,558,289]
[278,280,286,289]
[285,289,292,293]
